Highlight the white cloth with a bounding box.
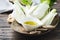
[0,0,13,13]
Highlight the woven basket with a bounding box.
[11,15,59,35]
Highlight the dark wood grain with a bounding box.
[0,0,60,40]
[0,14,60,40]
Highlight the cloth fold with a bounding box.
[0,0,13,13]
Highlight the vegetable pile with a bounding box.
[11,0,57,31]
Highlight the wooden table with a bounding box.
[0,13,60,40]
[0,1,60,40]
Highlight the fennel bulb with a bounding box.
[31,1,49,19]
[41,9,57,25]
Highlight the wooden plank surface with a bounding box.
[0,0,60,40]
[0,14,60,40]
